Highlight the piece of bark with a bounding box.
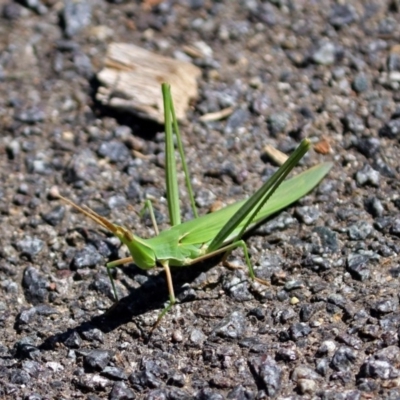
[96,43,201,123]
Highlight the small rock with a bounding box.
[101,366,128,381]
[352,73,369,93]
[356,137,380,158]
[297,378,317,394]
[73,51,93,79]
[14,107,46,124]
[289,323,311,341]
[16,237,45,260]
[371,299,396,315]
[388,52,400,71]
[359,359,400,380]
[343,113,365,133]
[312,42,336,65]
[77,374,110,392]
[267,112,290,136]
[84,349,112,372]
[313,226,339,253]
[63,330,82,349]
[295,206,320,225]
[224,108,250,134]
[2,3,22,20]
[330,346,357,371]
[61,0,92,37]
[98,141,131,163]
[364,197,384,217]
[72,246,103,269]
[329,4,358,27]
[10,369,30,385]
[347,253,370,281]
[189,328,206,345]
[212,311,246,339]
[300,304,316,322]
[109,381,136,400]
[316,358,329,376]
[22,267,49,305]
[292,365,320,381]
[195,189,216,208]
[41,205,65,226]
[348,221,373,240]
[6,139,20,159]
[276,347,297,362]
[379,118,400,139]
[355,164,380,186]
[249,356,281,397]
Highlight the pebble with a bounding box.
[14,107,46,124]
[22,266,49,304]
[84,350,112,372]
[256,212,296,235]
[267,112,290,136]
[346,253,370,281]
[297,378,317,394]
[72,246,103,269]
[6,139,20,159]
[330,346,357,371]
[73,51,93,79]
[17,307,38,325]
[379,118,400,138]
[20,0,47,14]
[212,311,246,339]
[195,189,216,208]
[80,327,104,343]
[292,365,320,381]
[76,374,110,392]
[388,52,400,71]
[355,137,380,158]
[229,281,254,302]
[370,299,396,315]
[125,180,143,202]
[355,164,380,186]
[276,347,297,362]
[352,73,369,93]
[329,4,358,28]
[343,113,365,134]
[41,205,65,226]
[295,206,320,225]
[279,307,296,323]
[348,221,373,240]
[224,108,250,134]
[189,328,206,345]
[98,141,131,163]
[315,358,329,376]
[16,237,45,260]
[251,92,271,115]
[312,226,339,253]
[10,369,30,384]
[63,330,82,349]
[312,42,336,65]
[359,359,400,380]
[249,356,281,397]
[288,323,311,341]
[300,304,316,322]
[2,3,22,20]
[61,0,92,37]
[109,381,135,400]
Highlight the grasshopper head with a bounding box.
[57,193,156,270]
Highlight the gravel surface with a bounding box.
[1,1,400,399]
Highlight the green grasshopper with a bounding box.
[57,83,332,325]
